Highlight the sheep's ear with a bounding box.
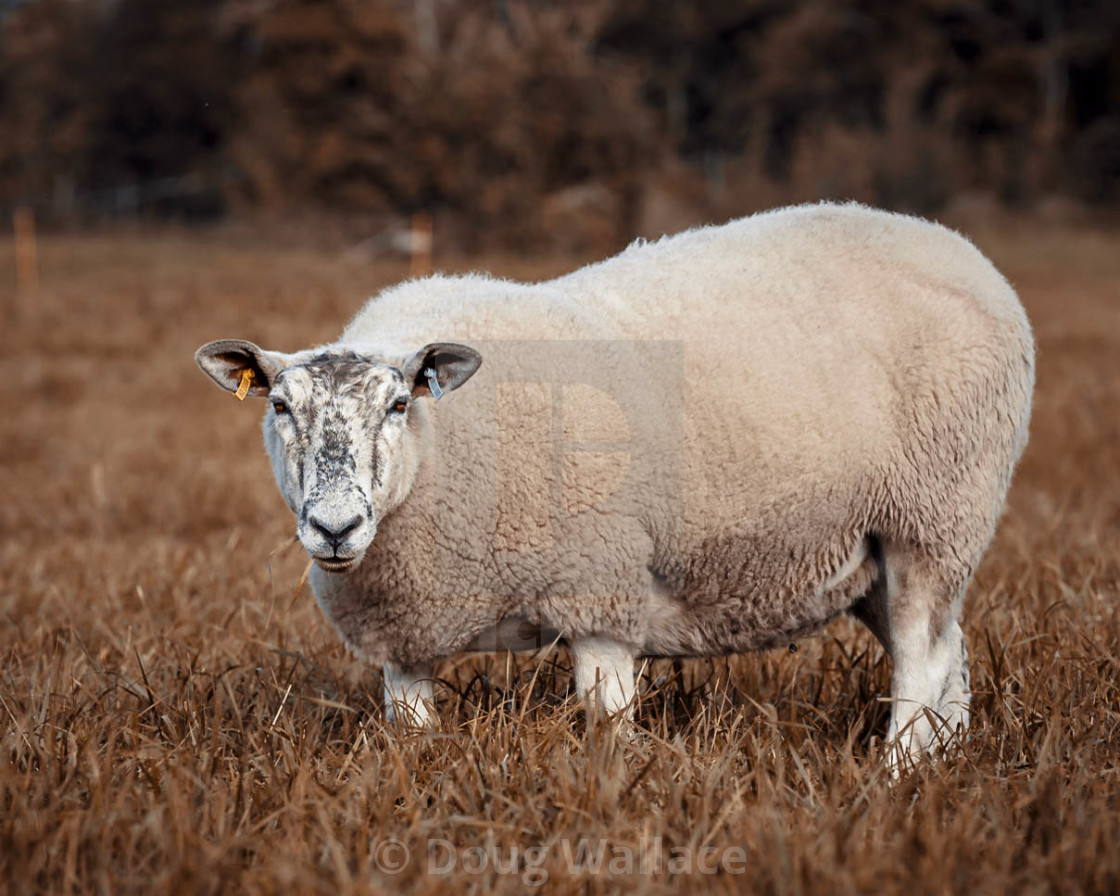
[401,342,482,399]
[195,339,293,397]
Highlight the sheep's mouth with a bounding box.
[314,556,357,574]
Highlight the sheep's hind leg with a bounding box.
[571,637,636,719]
[887,610,969,769]
[382,662,435,728]
[853,546,971,770]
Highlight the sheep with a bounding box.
[196,201,1034,764]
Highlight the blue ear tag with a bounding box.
[424,367,444,400]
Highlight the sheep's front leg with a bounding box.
[382,662,435,728]
[571,637,636,719]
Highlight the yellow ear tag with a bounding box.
[234,368,254,401]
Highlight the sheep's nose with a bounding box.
[308,514,363,549]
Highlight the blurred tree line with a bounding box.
[1,0,1118,248]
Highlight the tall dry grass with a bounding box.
[0,220,1117,894]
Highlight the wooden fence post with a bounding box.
[13,206,38,319]
[409,211,433,278]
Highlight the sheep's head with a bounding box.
[195,340,481,573]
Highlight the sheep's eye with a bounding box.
[389,399,408,415]
[272,400,290,416]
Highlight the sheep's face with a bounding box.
[195,340,482,574]
[265,353,417,572]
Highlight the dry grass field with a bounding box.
[1,219,1118,894]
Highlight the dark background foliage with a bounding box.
[2,0,1119,247]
